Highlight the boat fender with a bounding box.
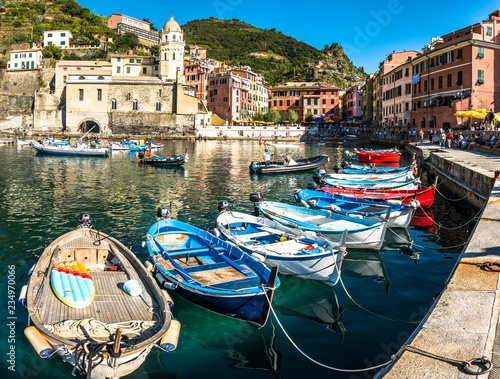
[18,285,27,307]
[156,273,176,290]
[386,200,402,205]
[300,199,310,208]
[161,289,174,309]
[28,264,36,276]
[144,261,155,273]
[407,200,420,209]
[212,228,221,238]
[251,253,266,263]
[160,319,181,352]
[24,326,54,358]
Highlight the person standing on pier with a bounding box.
[419,129,424,144]
[446,129,454,148]
[440,130,446,148]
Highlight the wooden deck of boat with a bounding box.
[39,271,156,325]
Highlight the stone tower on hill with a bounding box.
[160,15,185,83]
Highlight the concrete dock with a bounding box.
[377,143,500,378]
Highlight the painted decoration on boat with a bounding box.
[51,260,95,309]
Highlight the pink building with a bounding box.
[107,14,159,44]
[342,85,363,122]
[189,45,207,59]
[184,59,213,105]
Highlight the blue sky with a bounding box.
[80,0,500,73]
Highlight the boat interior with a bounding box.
[153,231,262,290]
[32,229,162,343]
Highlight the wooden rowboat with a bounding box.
[24,214,175,378]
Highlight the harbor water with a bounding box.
[0,140,474,378]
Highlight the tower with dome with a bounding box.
[160,15,185,82]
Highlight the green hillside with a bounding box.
[182,18,367,88]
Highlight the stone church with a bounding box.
[34,16,210,134]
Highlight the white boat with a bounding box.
[324,169,414,182]
[151,142,164,148]
[17,139,34,147]
[0,138,14,144]
[31,141,108,156]
[111,142,130,150]
[215,201,347,284]
[258,201,387,250]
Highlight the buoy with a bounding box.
[279,236,287,242]
[161,289,174,309]
[144,261,155,273]
[24,326,54,358]
[160,319,181,352]
[18,284,27,306]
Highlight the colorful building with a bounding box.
[270,82,341,122]
[107,13,160,45]
[110,55,159,77]
[43,30,72,48]
[7,48,43,71]
[342,85,363,122]
[184,59,214,104]
[362,74,375,124]
[410,9,500,131]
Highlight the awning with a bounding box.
[211,113,226,126]
[430,89,469,99]
[232,77,242,83]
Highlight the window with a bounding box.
[29,53,32,58]
[116,66,121,73]
[132,100,138,110]
[14,63,17,68]
[487,26,493,36]
[173,53,176,60]
[47,42,52,46]
[136,59,141,63]
[424,80,427,92]
[126,67,130,74]
[457,71,463,85]
[79,89,84,101]
[457,49,463,60]
[48,33,52,37]
[447,74,452,88]
[430,58,434,68]
[478,70,485,84]
[331,99,335,104]
[14,54,18,59]
[63,75,67,83]
[273,100,277,107]
[446,51,453,64]
[111,99,117,109]
[279,100,283,106]
[287,100,290,106]
[307,99,311,106]
[405,67,409,77]
[129,59,134,63]
[438,76,443,89]
[314,98,318,106]
[97,89,102,101]
[61,41,65,46]
[61,33,66,37]
[117,57,121,62]
[295,100,300,106]
[155,101,161,111]
[126,93,131,101]
[142,67,147,74]
[431,78,434,91]
[478,47,485,59]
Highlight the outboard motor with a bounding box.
[312,172,324,186]
[333,164,341,173]
[249,161,260,172]
[307,182,319,191]
[217,200,231,213]
[157,206,171,219]
[341,161,349,169]
[317,168,327,177]
[249,192,263,216]
[138,152,144,159]
[78,213,93,228]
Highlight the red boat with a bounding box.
[321,186,436,208]
[354,150,401,163]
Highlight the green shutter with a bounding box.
[129,59,134,63]
[478,47,485,58]
[478,70,485,84]
[14,54,17,58]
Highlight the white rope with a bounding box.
[264,290,394,372]
[416,204,484,231]
[385,227,470,251]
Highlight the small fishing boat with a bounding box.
[129,144,149,152]
[317,185,436,208]
[146,207,279,328]
[0,138,15,144]
[111,142,130,150]
[140,150,188,167]
[320,175,420,190]
[31,141,108,156]
[323,168,414,182]
[296,189,417,228]
[215,196,347,284]
[340,163,411,174]
[354,149,401,163]
[17,139,35,147]
[249,143,329,174]
[258,201,387,250]
[23,214,176,378]
[151,142,164,148]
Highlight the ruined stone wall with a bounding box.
[33,92,63,130]
[0,93,33,120]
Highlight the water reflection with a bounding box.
[410,209,436,233]
[342,249,391,293]
[272,276,345,338]
[383,228,419,261]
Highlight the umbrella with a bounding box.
[495,113,500,122]
[472,109,488,119]
[460,111,482,118]
[454,112,468,117]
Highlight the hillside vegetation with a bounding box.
[182,18,367,88]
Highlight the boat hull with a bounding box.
[31,141,108,156]
[354,151,401,163]
[250,155,329,174]
[142,154,186,166]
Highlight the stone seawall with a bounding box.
[109,112,195,135]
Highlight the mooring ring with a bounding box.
[464,357,492,375]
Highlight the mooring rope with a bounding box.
[416,204,484,231]
[385,227,471,251]
[435,185,475,202]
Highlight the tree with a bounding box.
[305,111,314,123]
[143,18,157,31]
[264,110,281,123]
[285,110,298,123]
[42,45,63,60]
[112,32,139,52]
[149,45,159,56]
[253,113,264,121]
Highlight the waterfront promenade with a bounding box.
[378,143,500,378]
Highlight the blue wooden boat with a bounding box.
[129,144,148,151]
[295,189,416,228]
[318,173,420,190]
[258,201,387,250]
[146,207,279,328]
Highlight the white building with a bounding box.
[110,56,159,77]
[7,49,43,70]
[159,16,185,82]
[44,30,72,48]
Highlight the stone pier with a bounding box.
[377,143,500,378]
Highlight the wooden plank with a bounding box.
[190,266,250,286]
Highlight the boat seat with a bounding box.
[301,215,327,222]
[236,232,270,241]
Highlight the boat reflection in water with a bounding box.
[272,276,346,339]
[382,227,419,262]
[410,209,436,233]
[342,249,391,293]
[175,302,281,374]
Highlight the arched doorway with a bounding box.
[420,117,426,129]
[428,115,436,129]
[78,120,100,134]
